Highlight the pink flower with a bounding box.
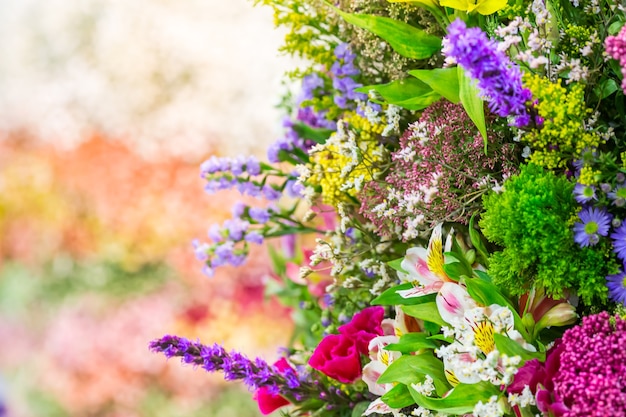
[253,358,294,415]
[309,333,363,383]
[338,306,385,354]
[253,387,291,415]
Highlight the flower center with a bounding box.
[617,188,626,199]
[583,186,594,198]
[584,221,599,235]
[473,320,495,354]
[622,275,626,289]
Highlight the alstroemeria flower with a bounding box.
[436,299,535,386]
[397,223,455,298]
[440,0,507,15]
[362,335,402,395]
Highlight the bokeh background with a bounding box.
[0,1,296,416]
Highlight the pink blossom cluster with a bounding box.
[552,311,626,416]
[605,25,626,94]
[359,101,518,240]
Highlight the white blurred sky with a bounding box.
[0,0,295,158]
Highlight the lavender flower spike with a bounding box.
[443,19,533,127]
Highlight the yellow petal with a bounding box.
[439,0,470,11]
[475,0,508,15]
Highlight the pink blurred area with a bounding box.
[0,136,293,417]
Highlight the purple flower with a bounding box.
[224,219,249,240]
[573,183,597,204]
[608,184,626,207]
[443,19,533,127]
[606,267,626,306]
[249,207,271,224]
[231,202,247,218]
[245,231,264,245]
[262,185,282,201]
[611,222,626,261]
[573,206,612,247]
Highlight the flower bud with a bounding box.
[535,303,578,330]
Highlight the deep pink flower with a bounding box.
[309,333,363,383]
[338,306,385,354]
[253,387,291,415]
[253,357,294,415]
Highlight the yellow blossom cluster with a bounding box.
[308,112,387,207]
[522,74,602,169]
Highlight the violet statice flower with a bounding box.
[442,19,533,127]
[573,183,596,203]
[330,43,367,109]
[606,266,626,306]
[573,206,612,247]
[249,207,270,224]
[244,231,264,244]
[551,312,626,415]
[611,222,626,261]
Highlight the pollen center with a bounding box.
[473,320,495,354]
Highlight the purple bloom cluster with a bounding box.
[551,312,626,416]
[149,335,291,392]
[267,111,334,163]
[201,155,283,201]
[442,19,533,127]
[149,335,368,411]
[331,43,367,109]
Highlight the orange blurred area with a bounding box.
[0,135,293,417]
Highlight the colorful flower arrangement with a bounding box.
[151,0,626,416]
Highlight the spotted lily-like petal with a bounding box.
[436,282,478,325]
[362,335,400,396]
[363,398,401,416]
[398,224,452,298]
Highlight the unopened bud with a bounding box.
[536,303,578,330]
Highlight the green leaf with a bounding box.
[409,381,500,414]
[595,78,619,100]
[458,66,487,152]
[388,257,408,274]
[378,354,450,396]
[493,333,544,363]
[356,78,441,111]
[385,332,438,353]
[409,68,460,103]
[381,384,415,409]
[328,5,441,59]
[291,122,334,144]
[351,402,370,417]
[469,216,490,268]
[442,261,467,281]
[371,283,437,306]
[402,302,447,327]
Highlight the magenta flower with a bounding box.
[605,24,626,94]
[551,312,626,416]
[337,306,385,355]
[309,333,363,383]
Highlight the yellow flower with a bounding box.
[440,0,507,15]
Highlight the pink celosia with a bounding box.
[605,25,626,94]
[531,312,626,417]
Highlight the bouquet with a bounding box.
[150,0,626,416]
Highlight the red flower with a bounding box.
[309,333,362,383]
[338,306,385,354]
[253,387,290,415]
[253,358,294,415]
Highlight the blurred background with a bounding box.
[0,0,296,416]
